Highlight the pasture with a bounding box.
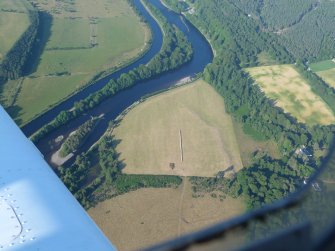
[310,59,335,72]
[247,64,335,125]
[89,179,244,250]
[0,0,31,62]
[310,60,335,89]
[113,80,244,177]
[10,0,150,125]
[317,69,335,89]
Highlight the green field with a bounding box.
[257,51,278,66]
[0,0,32,62]
[5,0,150,125]
[113,79,279,177]
[317,69,335,89]
[310,60,335,89]
[247,64,335,125]
[310,59,335,72]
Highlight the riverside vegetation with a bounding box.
[162,0,335,209]
[57,0,335,211]
[30,0,193,143]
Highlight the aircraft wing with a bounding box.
[0,106,115,251]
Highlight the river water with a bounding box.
[28,0,213,163]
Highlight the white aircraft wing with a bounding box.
[0,106,115,251]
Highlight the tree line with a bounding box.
[58,134,182,209]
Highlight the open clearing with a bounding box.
[310,59,335,72]
[0,0,31,62]
[247,64,335,125]
[113,80,244,177]
[8,0,150,125]
[89,179,244,251]
[113,79,279,177]
[310,60,335,89]
[317,69,335,89]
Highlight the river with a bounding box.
[26,0,213,165]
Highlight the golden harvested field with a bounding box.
[113,80,244,177]
[247,64,335,125]
[317,69,335,89]
[89,179,245,251]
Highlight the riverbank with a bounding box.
[32,0,213,170]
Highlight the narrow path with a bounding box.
[179,129,183,162]
[177,176,187,236]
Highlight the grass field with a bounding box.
[257,51,278,66]
[6,0,150,125]
[113,80,243,177]
[89,179,244,250]
[310,59,335,72]
[0,0,32,62]
[310,60,335,89]
[317,69,335,89]
[247,64,335,125]
[113,79,279,177]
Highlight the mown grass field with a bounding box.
[257,51,278,66]
[310,60,335,89]
[8,0,150,125]
[247,64,335,125]
[317,69,335,89]
[310,59,335,72]
[113,80,243,177]
[89,179,244,251]
[0,0,32,62]
[113,79,279,177]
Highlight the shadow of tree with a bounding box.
[24,11,53,76]
[6,105,23,125]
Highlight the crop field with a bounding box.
[9,0,150,125]
[247,64,335,125]
[113,80,243,177]
[89,179,244,250]
[0,0,32,62]
[310,60,335,89]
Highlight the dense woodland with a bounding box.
[232,0,335,61]
[175,0,335,209]
[0,8,38,80]
[31,0,193,143]
[60,118,99,157]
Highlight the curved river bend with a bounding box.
[29,0,213,162]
